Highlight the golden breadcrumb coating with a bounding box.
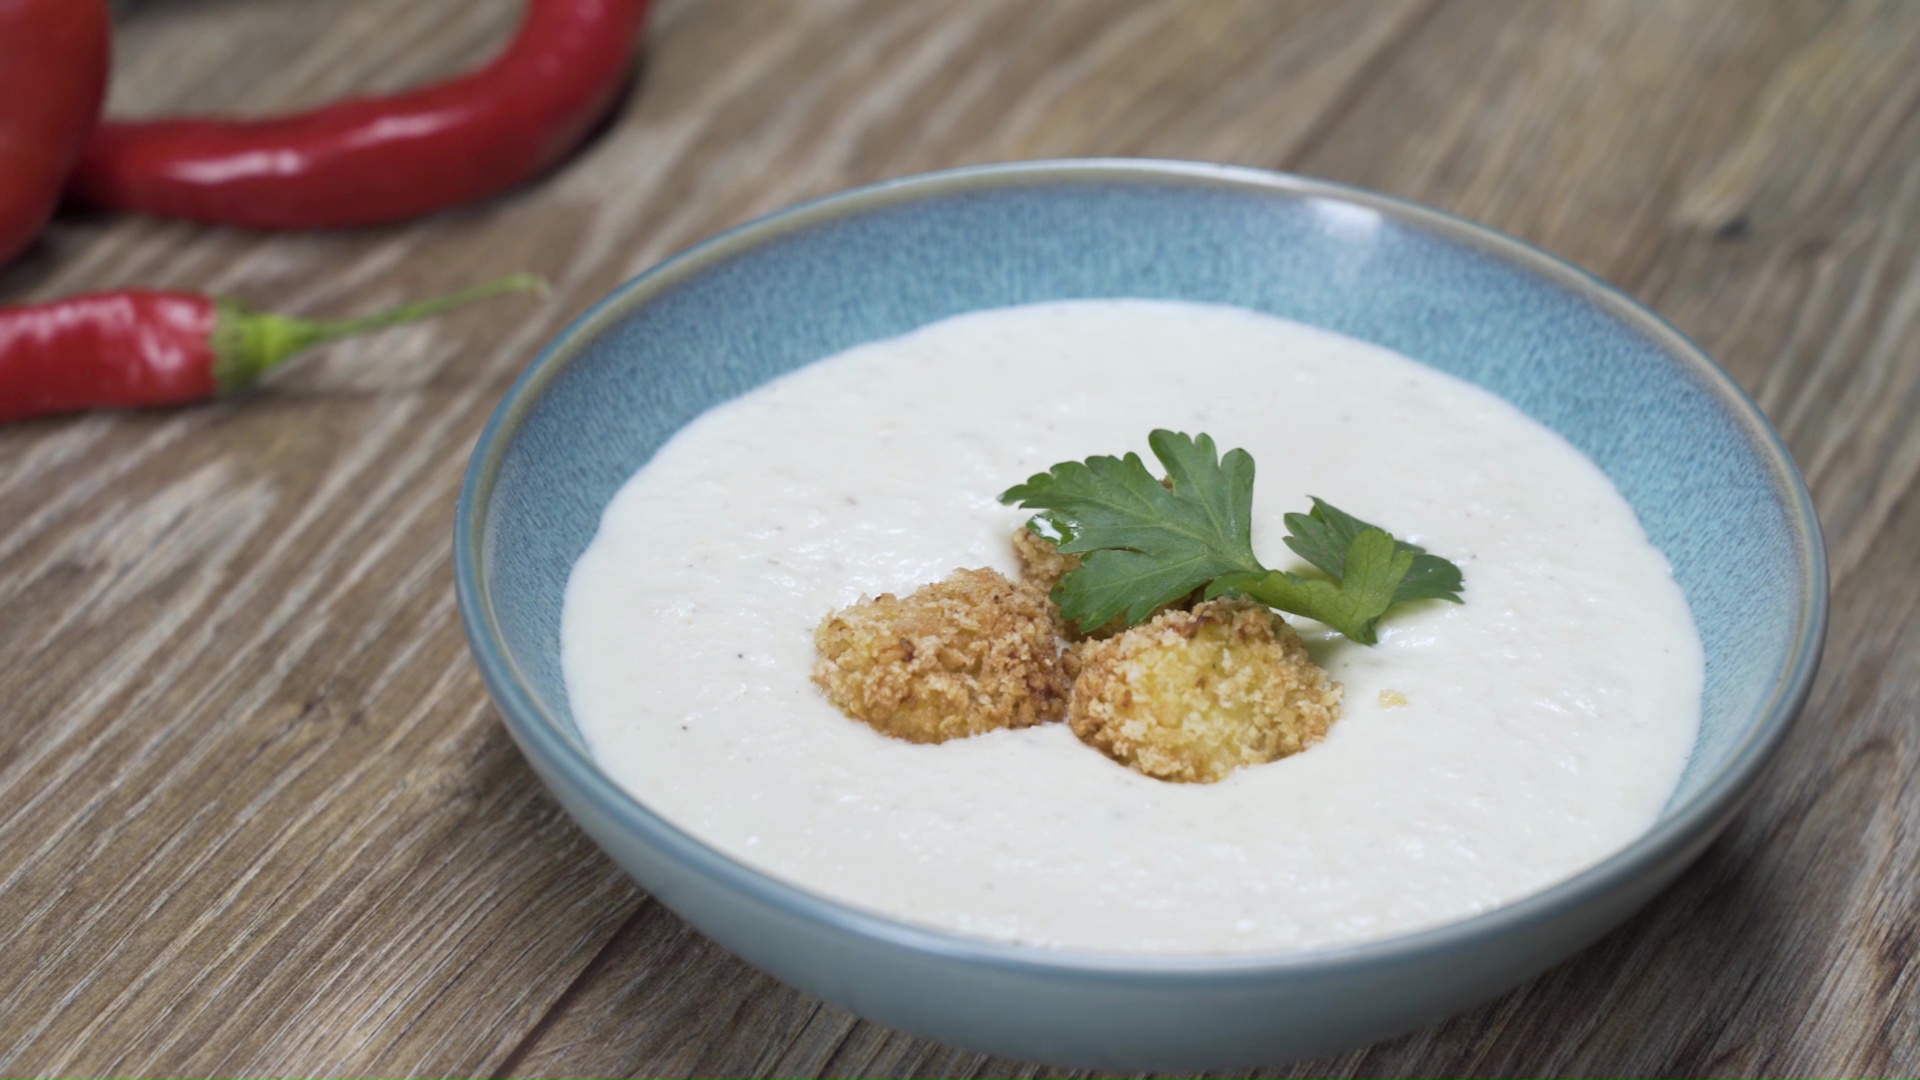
[813,568,1071,743]
[1011,524,1080,595]
[1069,597,1342,783]
[1009,525,1139,640]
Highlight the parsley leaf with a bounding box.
[1210,528,1413,645]
[1000,431,1465,645]
[1283,497,1464,606]
[1000,431,1264,629]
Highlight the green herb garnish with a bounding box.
[998,430,1464,644]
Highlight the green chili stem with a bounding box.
[306,273,547,344]
[212,273,548,393]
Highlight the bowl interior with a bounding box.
[471,163,1818,829]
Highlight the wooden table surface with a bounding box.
[4,1,1917,1076]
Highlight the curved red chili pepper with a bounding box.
[0,276,541,424]
[67,0,648,230]
[0,0,111,266]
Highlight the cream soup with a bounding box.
[562,300,1703,954]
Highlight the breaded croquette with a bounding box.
[1012,524,1107,642]
[1010,525,1133,639]
[1011,524,1080,595]
[813,568,1071,743]
[1011,524,1195,640]
[1069,597,1342,783]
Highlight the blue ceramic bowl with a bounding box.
[454,160,1825,1070]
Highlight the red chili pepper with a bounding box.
[0,275,541,423]
[66,0,648,230]
[0,0,111,266]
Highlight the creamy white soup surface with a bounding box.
[561,300,1704,955]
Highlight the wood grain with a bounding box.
[1,1,1915,1076]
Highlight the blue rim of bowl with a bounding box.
[454,159,1828,979]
